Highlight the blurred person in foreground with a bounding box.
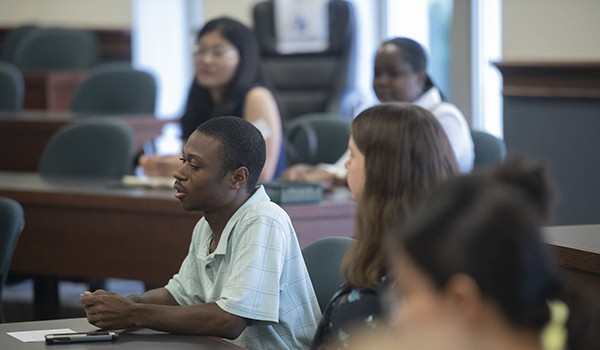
[384,159,600,350]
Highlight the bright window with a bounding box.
[385,0,452,101]
[381,0,503,137]
[473,0,502,137]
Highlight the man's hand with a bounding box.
[80,289,137,330]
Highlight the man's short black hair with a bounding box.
[196,116,266,190]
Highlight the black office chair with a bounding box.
[285,112,350,165]
[39,118,134,178]
[12,27,99,70]
[0,61,24,111]
[302,236,355,312]
[70,64,157,115]
[0,197,25,323]
[471,129,507,169]
[253,0,360,121]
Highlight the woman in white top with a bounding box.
[283,37,474,186]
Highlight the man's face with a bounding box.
[173,131,234,212]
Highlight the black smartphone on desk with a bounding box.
[45,331,118,345]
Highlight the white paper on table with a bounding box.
[7,328,76,342]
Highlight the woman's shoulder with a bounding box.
[327,284,382,314]
[431,101,465,122]
[417,87,462,117]
[315,283,386,349]
[245,85,276,101]
[243,85,281,124]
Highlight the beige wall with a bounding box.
[0,0,131,29]
[203,0,259,25]
[0,0,259,29]
[3,0,599,61]
[503,0,600,61]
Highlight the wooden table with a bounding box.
[543,224,600,292]
[0,317,241,349]
[0,111,169,172]
[0,172,355,318]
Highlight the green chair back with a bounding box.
[0,24,38,63]
[39,119,134,178]
[13,27,98,70]
[0,197,25,322]
[70,65,157,114]
[285,112,350,165]
[471,129,507,168]
[0,61,24,111]
[302,236,355,312]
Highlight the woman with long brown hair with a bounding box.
[311,102,458,350]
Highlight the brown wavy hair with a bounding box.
[342,102,459,287]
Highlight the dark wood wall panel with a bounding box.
[497,61,600,225]
[495,61,600,98]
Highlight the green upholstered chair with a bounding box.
[471,129,507,169]
[37,119,134,297]
[39,119,134,178]
[70,65,157,114]
[285,112,350,165]
[302,236,355,312]
[0,197,25,323]
[12,27,98,70]
[0,61,24,111]
[0,24,39,63]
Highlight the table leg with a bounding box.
[33,276,59,320]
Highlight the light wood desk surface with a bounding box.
[0,317,241,349]
[543,224,600,291]
[0,111,168,172]
[545,224,600,253]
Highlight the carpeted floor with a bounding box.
[2,278,145,322]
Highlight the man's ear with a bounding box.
[445,273,484,323]
[230,167,249,190]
